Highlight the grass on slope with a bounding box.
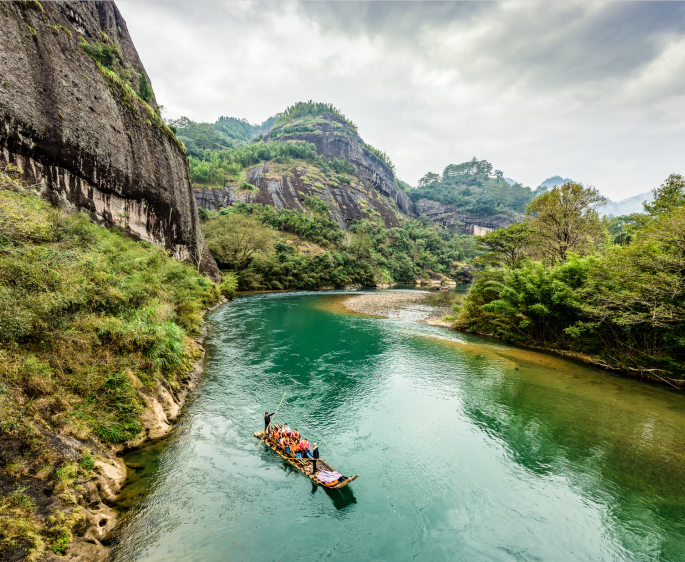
[0,167,223,558]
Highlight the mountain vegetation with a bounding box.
[457,175,685,380]
[177,101,399,187]
[186,140,319,186]
[201,202,478,290]
[170,115,276,157]
[410,157,536,218]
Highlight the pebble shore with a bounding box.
[343,291,453,325]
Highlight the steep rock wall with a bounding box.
[0,1,219,280]
[195,160,405,229]
[272,116,415,217]
[415,198,513,234]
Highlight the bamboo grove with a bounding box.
[458,176,685,380]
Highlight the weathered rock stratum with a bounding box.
[414,198,513,234]
[0,1,219,279]
[272,115,415,217]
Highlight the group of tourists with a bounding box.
[264,412,319,471]
[263,411,348,487]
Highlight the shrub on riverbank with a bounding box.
[0,170,221,558]
[201,203,475,290]
[458,179,685,379]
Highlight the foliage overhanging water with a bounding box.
[112,291,685,562]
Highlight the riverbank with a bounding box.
[342,291,453,325]
[341,290,685,389]
[80,297,228,561]
[0,298,225,562]
[460,327,685,390]
[0,185,232,562]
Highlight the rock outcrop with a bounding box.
[195,160,406,229]
[272,115,415,216]
[0,1,219,280]
[414,198,513,234]
[193,114,415,229]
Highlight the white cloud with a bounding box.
[117,1,685,199]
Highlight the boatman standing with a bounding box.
[312,443,319,473]
[264,411,276,432]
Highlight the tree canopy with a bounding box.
[643,173,685,216]
[410,157,535,218]
[525,182,606,263]
[203,214,276,270]
[458,173,685,380]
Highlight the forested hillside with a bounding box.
[200,202,478,290]
[183,101,414,229]
[0,164,230,560]
[410,157,536,221]
[170,115,276,157]
[457,175,685,381]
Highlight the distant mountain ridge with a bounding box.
[599,192,652,216]
[537,176,651,216]
[537,175,574,191]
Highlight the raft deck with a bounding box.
[254,430,359,490]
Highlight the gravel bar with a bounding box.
[343,291,452,325]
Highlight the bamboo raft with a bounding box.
[254,430,359,490]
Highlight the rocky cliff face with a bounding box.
[193,114,415,229]
[0,1,219,279]
[414,198,513,234]
[194,160,406,229]
[272,115,415,217]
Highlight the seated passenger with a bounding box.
[293,429,300,440]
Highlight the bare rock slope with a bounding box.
[0,1,219,279]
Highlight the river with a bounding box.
[111,290,685,562]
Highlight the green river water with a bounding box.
[111,290,685,562]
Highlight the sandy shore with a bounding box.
[342,291,453,326]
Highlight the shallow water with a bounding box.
[111,291,685,562]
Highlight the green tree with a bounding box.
[575,206,685,373]
[526,182,606,263]
[204,214,276,270]
[476,222,533,267]
[643,173,685,216]
[417,172,440,188]
[603,214,642,246]
[477,255,593,344]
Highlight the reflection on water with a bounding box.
[112,291,685,562]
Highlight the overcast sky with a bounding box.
[118,1,685,199]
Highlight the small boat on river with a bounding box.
[254,430,359,490]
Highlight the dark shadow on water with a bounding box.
[325,485,357,510]
[310,482,357,510]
